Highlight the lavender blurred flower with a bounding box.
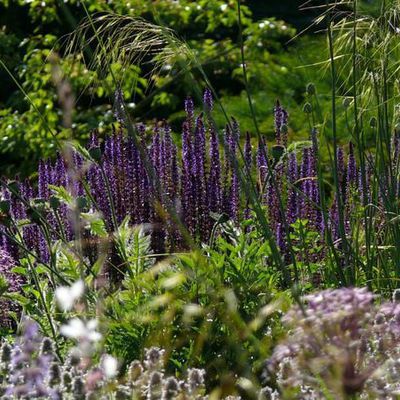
[265,287,400,398]
[5,318,56,399]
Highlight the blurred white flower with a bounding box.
[60,318,102,342]
[220,3,228,12]
[101,354,118,378]
[55,280,84,311]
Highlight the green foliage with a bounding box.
[102,221,286,384]
[0,0,310,177]
[3,1,400,397]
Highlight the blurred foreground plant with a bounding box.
[265,287,400,399]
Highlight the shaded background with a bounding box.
[0,0,340,177]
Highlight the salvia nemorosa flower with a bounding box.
[273,100,288,147]
[0,247,23,328]
[344,142,358,235]
[184,96,194,122]
[203,88,213,111]
[113,87,126,124]
[0,93,377,271]
[286,152,298,225]
[244,131,252,170]
[227,118,240,222]
[346,142,358,192]
[208,126,222,216]
[337,146,345,196]
[265,287,400,399]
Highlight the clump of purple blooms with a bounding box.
[1,319,57,398]
[0,248,23,328]
[0,90,375,268]
[264,287,400,398]
[0,319,213,399]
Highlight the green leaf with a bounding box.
[81,213,108,238]
[11,266,27,276]
[4,292,30,306]
[48,184,73,206]
[0,276,9,296]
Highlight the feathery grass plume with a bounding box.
[65,13,193,92]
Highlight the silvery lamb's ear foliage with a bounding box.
[128,360,144,382]
[39,337,55,357]
[62,371,73,391]
[48,362,61,387]
[144,347,165,371]
[72,376,85,400]
[163,377,180,400]
[148,370,164,400]
[0,341,11,364]
[393,288,400,302]
[187,368,206,395]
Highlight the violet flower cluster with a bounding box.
[0,248,23,329]
[264,287,400,399]
[0,90,239,261]
[0,91,375,266]
[0,320,213,400]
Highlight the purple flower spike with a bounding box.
[0,247,23,328]
[184,97,194,121]
[346,142,357,188]
[181,121,195,236]
[230,166,239,222]
[337,146,345,198]
[257,136,268,190]
[244,132,252,169]
[113,87,126,124]
[276,222,285,251]
[226,118,240,222]
[38,160,51,200]
[208,127,222,215]
[274,100,288,146]
[203,88,213,111]
[267,162,283,231]
[194,115,208,238]
[287,152,298,224]
[299,147,310,221]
